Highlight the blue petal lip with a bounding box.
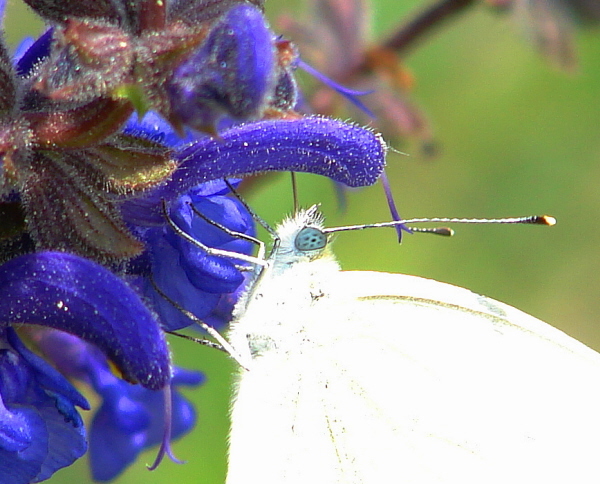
[88,364,204,481]
[0,252,171,390]
[0,329,88,483]
[0,401,32,453]
[155,116,386,202]
[7,328,90,412]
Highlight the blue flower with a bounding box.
[168,4,279,131]
[31,329,203,482]
[0,328,88,483]
[120,108,386,333]
[122,112,385,225]
[121,112,256,331]
[141,183,255,331]
[0,251,177,483]
[157,116,386,206]
[0,251,171,389]
[89,366,202,482]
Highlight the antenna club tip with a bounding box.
[434,227,454,236]
[538,215,557,226]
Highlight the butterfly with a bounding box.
[224,205,600,484]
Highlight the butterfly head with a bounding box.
[272,205,334,266]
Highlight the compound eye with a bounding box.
[295,227,327,252]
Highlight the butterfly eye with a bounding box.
[295,227,327,252]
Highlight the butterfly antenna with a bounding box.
[161,199,267,267]
[409,227,454,236]
[149,273,251,370]
[323,215,556,234]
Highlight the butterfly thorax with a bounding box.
[229,249,341,362]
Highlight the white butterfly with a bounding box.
[225,206,600,484]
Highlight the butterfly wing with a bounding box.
[227,270,600,484]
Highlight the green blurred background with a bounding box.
[5,0,600,482]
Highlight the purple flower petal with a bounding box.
[18,328,204,482]
[299,59,375,117]
[168,4,276,130]
[0,252,170,390]
[0,406,49,483]
[143,188,254,331]
[89,365,203,481]
[15,29,53,78]
[0,329,88,484]
[7,329,89,412]
[32,329,203,480]
[28,400,87,481]
[154,116,385,205]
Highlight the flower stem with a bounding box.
[382,0,476,55]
